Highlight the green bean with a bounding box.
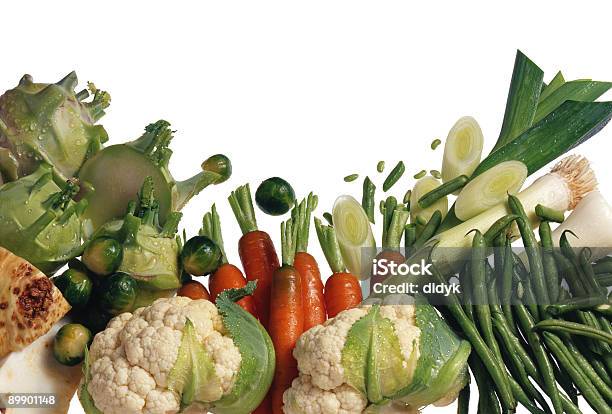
[535,204,565,223]
[594,303,612,317]
[430,265,516,411]
[539,221,560,303]
[322,212,333,225]
[383,161,405,191]
[499,239,516,332]
[403,189,412,205]
[431,138,442,150]
[553,252,588,297]
[430,169,442,179]
[508,376,548,414]
[564,339,612,402]
[472,231,502,361]
[514,301,563,414]
[459,263,474,322]
[492,312,538,378]
[547,295,608,316]
[483,214,518,245]
[404,223,416,258]
[580,248,607,296]
[415,214,427,227]
[508,195,550,309]
[412,210,442,250]
[594,256,612,274]
[581,346,612,386]
[457,382,470,414]
[578,311,611,354]
[543,332,610,413]
[470,355,502,414]
[343,173,359,182]
[559,231,592,293]
[376,160,385,173]
[418,175,468,209]
[381,196,398,247]
[413,169,426,179]
[534,319,612,345]
[362,176,376,223]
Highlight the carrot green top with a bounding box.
[200,204,227,264]
[228,184,258,234]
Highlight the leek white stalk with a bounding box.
[455,160,528,221]
[551,191,612,261]
[441,116,484,184]
[332,195,376,280]
[410,176,448,223]
[432,155,596,269]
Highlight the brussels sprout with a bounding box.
[99,272,137,316]
[255,177,295,216]
[52,269,93,308]
[181,236,222,276]
[80,307,112,335]
[82,237,123,276]
[53,323,92,366]
[202,154,232,184]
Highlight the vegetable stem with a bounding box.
[228,184,258,234]
[314,218,345,274]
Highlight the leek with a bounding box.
[539,71,565,102]
[441,116,484,183]
[455,161,527,221]
[432,155,596,271]
[534,80,612,124]
[332,195,376,280]
[410,176,448,224]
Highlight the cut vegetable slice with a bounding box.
[492,50,544,152]
[455,161,527,221]
[332,195,376,280]
[410,176,448,223]
[441,116,484,183]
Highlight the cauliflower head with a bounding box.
[284,300,470,414]
[79,283,275,414]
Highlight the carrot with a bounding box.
[268,217,304,414]
[315,218,363,318]
[293,193,326,330]
[229,184,280,328]
[177,280,211,301]
[200,204,258,317]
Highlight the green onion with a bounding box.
[361,176,376,224]
[492,50,544,152]
[344,173,359,182]
[429,169,441,179]
[455,161,527,221]
[418,175,468,209]
[409,176,448,224]
[383,161,405,191]
[535,204,565,223]
[430,138,441,150]
[441,116,483,183]
[332,195,376,280]
[376,161,385,173]
[413,170,426,179]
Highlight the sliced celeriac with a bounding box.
[455,161,528,221]
[441,116,484,184]
[410,176,448,223]
[332,195,376,280]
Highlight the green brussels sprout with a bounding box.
[99,272,137,316]
[53,323,92,366]
[201,154,232,184]
[181,236,222,276]
[52,269,93,308]
[255,177,295,216]
[82,237,123,276]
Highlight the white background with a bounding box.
[2,1,611,413]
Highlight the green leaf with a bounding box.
[534,80,612,123]
[492,50,544,152]
[78,348,103,414]
[341,305,412,404]
[167,319,223,406]
[394,299,471,407]
[213,282,276,414]
[539,71,565,102]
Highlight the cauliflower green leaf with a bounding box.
[168,318,223,407]
[341,305,412,404]
[78,347,103,414]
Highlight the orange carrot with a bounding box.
[268,217,304,414]
[229,185,280,328]
[325,272,363,318]
[209,263,258,316]
[315,217,363,318]
[293,193,326,330]
[252,394,271,414]
[177,280,211,301]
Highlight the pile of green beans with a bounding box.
[430,195,612,414]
